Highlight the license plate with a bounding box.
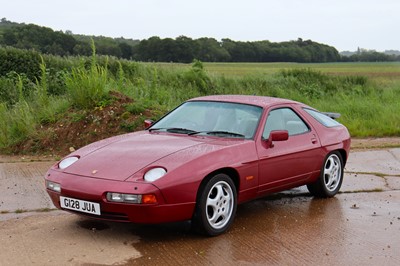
[60,196,101,215]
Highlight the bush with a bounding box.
[0,72,35,106]
[0,76,18,105]
[0,47,41,80]
[182,60,214,94]
[279,68,371,99]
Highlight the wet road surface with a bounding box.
[0,149,400,265]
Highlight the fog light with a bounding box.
[46,180,61,192]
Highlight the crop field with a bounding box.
[152,62,400,85]
[204,62,400,76]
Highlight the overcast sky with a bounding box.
[1,0,399,52]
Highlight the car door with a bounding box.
[257,106,323,194]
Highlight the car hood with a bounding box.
[62,132,220,181]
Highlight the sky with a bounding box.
[1,0,399,52]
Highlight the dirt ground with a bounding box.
[350,137,400,150]
[0,141,399,265]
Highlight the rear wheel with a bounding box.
[192,173,237,236]
[307,151,344,198]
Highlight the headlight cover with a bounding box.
[144,167,167,182]
[58,156,79,170]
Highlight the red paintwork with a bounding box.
[45,95,350,224]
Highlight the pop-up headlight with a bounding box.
[144,167,167,182]
[58,156,79,170]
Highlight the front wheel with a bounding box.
[307,151,344,198]
[192,174,237,236]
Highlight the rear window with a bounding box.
[303,108,341,127]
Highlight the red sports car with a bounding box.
[45,95,350,236]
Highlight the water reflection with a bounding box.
[125,192,346,265]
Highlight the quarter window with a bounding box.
[303,108,341,127]
[263,108,310,139]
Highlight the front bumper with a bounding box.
[45,170,195,224]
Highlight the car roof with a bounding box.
[188,95,300,108]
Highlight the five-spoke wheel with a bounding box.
[307,151,344,198]
[192,173,237,236]
[323,153,342,192]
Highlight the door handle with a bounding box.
[311,134,318,144]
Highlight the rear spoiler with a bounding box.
[322,112,341,120]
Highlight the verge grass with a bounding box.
[0,60,71,148]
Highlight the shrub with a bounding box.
[279,68,371,99]
[182,60,214,94]
[0,47,41,80]
[0,72,36,106]
[0,76,18,105]
[65,40,111,109]
[65,64,109,109]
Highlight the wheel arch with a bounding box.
[195,167,240,203]
[336,149,347,165]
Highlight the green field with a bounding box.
[204,62,400,76]
[152,62,400,85]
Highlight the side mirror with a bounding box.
[267,130,289,148]
[144,119,154,128]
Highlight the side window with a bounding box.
[263,108,310,139]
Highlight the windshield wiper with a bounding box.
[189,131,245,138]
[149,127,198,134]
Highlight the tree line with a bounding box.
[1,18,399,63]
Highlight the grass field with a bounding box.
[152,62,400,85]
[203,62,400,77]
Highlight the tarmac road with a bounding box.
[0,148,400,265]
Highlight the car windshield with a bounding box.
[149,101,263,139]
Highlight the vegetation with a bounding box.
[132,37,341,63]
[2,18,399,63]
[0,43,399,155]
[0,18,139,59]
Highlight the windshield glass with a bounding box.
[150,101,263,139]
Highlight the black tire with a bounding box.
[192,173,237,236]
[307,151,344,198]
